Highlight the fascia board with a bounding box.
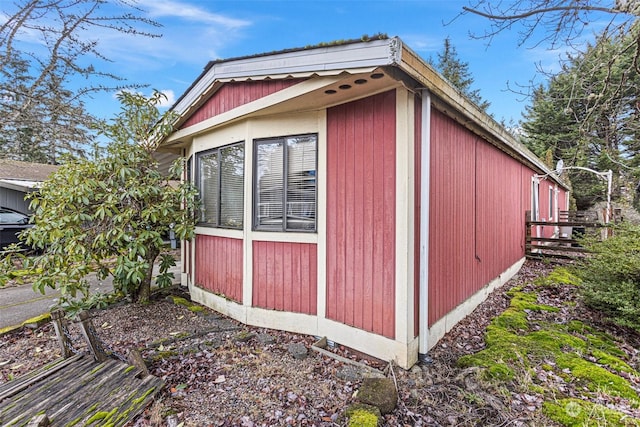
[172,38,398,117]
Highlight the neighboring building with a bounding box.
[161,36,568,368]
[0,159,59,214]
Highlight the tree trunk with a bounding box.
[136,246,160,304]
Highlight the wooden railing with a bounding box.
[525,210,603,260]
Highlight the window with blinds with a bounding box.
[196,142,244,229]
[254,134,317,232]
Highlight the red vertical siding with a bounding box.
[428,109,544,326]
[428,109,477,325]
[194,234,243,302]
[475,141,528,285]
[252,241,317,315]
[182,79,302,128]
[326,90,396,339]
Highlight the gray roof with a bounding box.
[0,159,59,181]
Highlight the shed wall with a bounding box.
[428,109,541,325]
[194,234,243,302]
[182,80,301,128]
[0,188,30,214]
[428,109,477,325]
[252,241,318,315]
[326,90,397,339]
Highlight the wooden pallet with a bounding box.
[0,353,164,426]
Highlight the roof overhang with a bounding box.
[0,179,41,192]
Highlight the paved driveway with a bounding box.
[0,264,181,329]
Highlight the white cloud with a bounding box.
[136,0,250,28]
[157,89,175,107]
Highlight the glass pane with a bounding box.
[255,142,284,230]
[220,144,244,229]
[286,135,316,231]
[198,152,219,225]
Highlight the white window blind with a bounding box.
[197,142,244,229]
[254,134,316,232]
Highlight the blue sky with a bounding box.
[11,0,571,125]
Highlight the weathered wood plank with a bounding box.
[526,244,590,253]
[0,354,164,426]
[0,354,83,401]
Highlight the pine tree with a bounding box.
[431,37,490,111]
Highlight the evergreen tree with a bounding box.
[522,24,640,209]
[0,0,161,163]
[431,37,490,111]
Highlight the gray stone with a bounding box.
[287,342,308,360]
[257,333,275,345]
[356,377,398,414]
[336,365,363,382]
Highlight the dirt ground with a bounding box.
[1,260,638,426]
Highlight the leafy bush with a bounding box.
[574,223,640,331]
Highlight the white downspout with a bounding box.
[419,89,431,361]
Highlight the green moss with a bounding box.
[187,305,204,313]
[534,267,582,287]
[86,411,109,424]
[556,354,639,402]
[89,364,105,375]
[345,404,381,427]
[65,416,83,427]
[591,349,635,374]
[543,398,640,426]
[510,290,559,312]
[348,409,379,427]
[123,365,136,374]
[132,386,157,405]
[491,308,529,332]
[170,296,190,307]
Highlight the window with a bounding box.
[254,134,317,232]
[549,187,555,220]
[196,142,244,229]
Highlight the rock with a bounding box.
[287,342,308,360]
[356,377,398,414]
[234,331,256,342]
[257,333,275,345]
[336,365,362,382]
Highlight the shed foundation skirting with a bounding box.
[188,281,419,369]
[427,257,525,349]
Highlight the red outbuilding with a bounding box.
[161,36,568,368]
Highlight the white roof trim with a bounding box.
[168,74,347,143]
[0,179,41,192]
[172,38,398,117]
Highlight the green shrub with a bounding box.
[574,223,640,332]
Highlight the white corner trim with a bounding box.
[419,89,431,355]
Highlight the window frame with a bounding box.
[195,141,245,230]
[253,133,318,233]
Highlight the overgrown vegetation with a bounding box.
[458,264,640,426]
[575,223,640,332]
[0,91,198,313]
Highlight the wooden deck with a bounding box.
[0,354,164,426]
